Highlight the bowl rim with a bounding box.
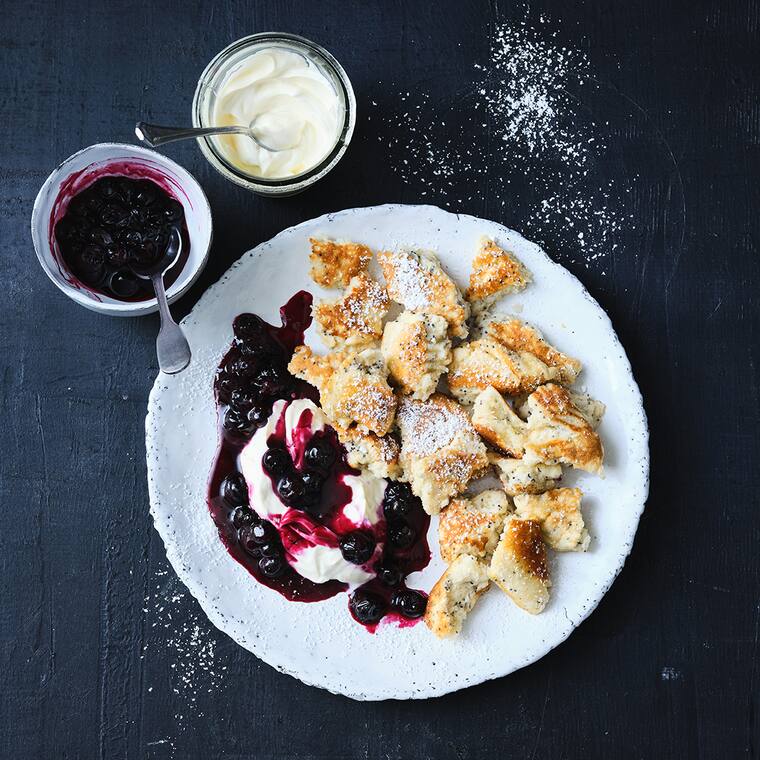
[192,32,356,195]
[31,142,213,317]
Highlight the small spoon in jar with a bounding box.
[135,120,289,153]
[130,226,191,374]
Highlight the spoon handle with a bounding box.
[135,121,249,147]
[151,272,191,374]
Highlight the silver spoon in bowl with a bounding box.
[130,226,191,374]
[135,120,287,152]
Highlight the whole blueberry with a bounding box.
[303,497,332,519]
[349,590,386,625]
[277,474,306,506]
[231,506,255,529]
[260,541,282,558]
[145,228,169,252]
[120,229,143,248]
[221,472,248,505]
[387,521,416,549]
[230,388,256,412]
[304,437,336,471]
[238,525,263,555]
[391,589,427,619]
[216,372,243,404]
[109,270,140,298]
[259,555,286,578]
[79,244,105,269]
[383,481,415,518]
[100,202,130,228]
[135,182,158,206]
[339,531,376,565]
[377,564,402,587]
[251,364,289,398]
[262,447,291,476]
[75,246,105,283]
[250,520,277,544]
[163,199,184,222]
[247,405,269,427]
[223,408,254,437]
[106,245,130,267]
[89,227,113,246]
[227,356,257,379]
[301,469,324,499]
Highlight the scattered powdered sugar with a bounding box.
[396,396,472,457]
[523,182,625,259]
[142,567,228,735]
[368,17,633,267]
[477,21,590,164]
[661,666,682,681]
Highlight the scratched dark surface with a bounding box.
[1,0,758,758]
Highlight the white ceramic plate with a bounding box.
[146,204,649,701]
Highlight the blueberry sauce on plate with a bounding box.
[207,291,431,629]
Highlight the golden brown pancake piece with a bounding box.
[309,238,372,288]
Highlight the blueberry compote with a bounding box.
[349,480,430,632]
[207,291,431,630]
[54,175,190,301]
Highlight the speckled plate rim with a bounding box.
[146,204,649,701]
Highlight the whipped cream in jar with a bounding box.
[193,34,355,195]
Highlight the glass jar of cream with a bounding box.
[193,34,356,196]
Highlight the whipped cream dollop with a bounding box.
[212,47,342,179]
[239,399,386,586]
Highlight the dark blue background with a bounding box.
[2,1,758,758]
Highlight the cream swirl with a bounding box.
[212,47,341,178]
[238,399,386,587]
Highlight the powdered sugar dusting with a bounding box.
[524,184,625,259]
[142,567,228,735]
[382,250,432,310]
[319,274,389,339]
[369,17,634,268]
[345,382,396,431]
[378,435,398,463]
[343,277,388,330]
[430,452,484,484]
[480,22,590,164]
[396,396,471,457]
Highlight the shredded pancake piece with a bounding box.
[309,238,372,289]
[465,238,531,310]
[378,248,470,338]
[448,337,559,404]
[314,272,390,347]
[513,488,590,552]
[488,516,551,614]
[288,345,397,436]
[381,311,452,400]
[396,394,489,515]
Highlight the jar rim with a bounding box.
[192,33,356,195]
